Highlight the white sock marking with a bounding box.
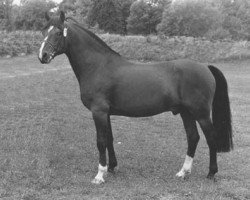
[176,155,193,178]
[92,164,107,184]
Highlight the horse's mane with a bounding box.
[65,17,120,56]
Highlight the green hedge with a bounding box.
[100,34,250,62]
[0,31,42,57]
[1,31,250,62]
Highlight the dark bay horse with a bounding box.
[38,11,233,184]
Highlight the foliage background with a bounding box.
[1,30,250,62]
[1,0,250,40]
[1,0,250,60]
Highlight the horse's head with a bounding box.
[38,11,68,64]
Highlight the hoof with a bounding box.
[91,177,105,184]
[207,173,217,182]
[108,167,115,173]
[176,169,190,179]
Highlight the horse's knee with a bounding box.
[190,133,200,144]
[97,138,107,149]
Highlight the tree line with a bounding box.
[1,0,250,40]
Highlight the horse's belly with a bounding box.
[110,66,179,117]
[110,102,168,117]
[110,89,176,117]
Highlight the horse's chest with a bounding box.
[79,82,110,110]
[80,94,92,110]
[79,83,94,108]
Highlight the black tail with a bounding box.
[208,65,233,152]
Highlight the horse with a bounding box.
[38,11,233,184]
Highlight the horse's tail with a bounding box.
[208,65,233,152]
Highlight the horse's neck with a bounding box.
[65,29,113,83]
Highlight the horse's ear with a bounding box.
[60,11,65,22]
[45,12,50,21]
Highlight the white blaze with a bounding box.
[48,26,54,33]
[39,36,48,60]
[39,26,54,60]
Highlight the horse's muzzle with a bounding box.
[38,52,53,64]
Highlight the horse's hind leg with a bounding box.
[198,117,218,179]
[176,109,200,178]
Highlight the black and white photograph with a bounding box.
[0,0,249,199]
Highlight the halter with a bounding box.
[43,26,68,58]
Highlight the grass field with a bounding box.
[0,55,249,200]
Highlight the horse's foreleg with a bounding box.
[107,116,117,172]
[91,109,109,184]
[176,110,200,178]
[198,118,218,179]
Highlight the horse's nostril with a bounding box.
[43,52,48,59]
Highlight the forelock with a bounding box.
[42,16,64,31]
[51,17,64,29]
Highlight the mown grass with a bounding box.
[0,55,249,199]
[1,30,250,62]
